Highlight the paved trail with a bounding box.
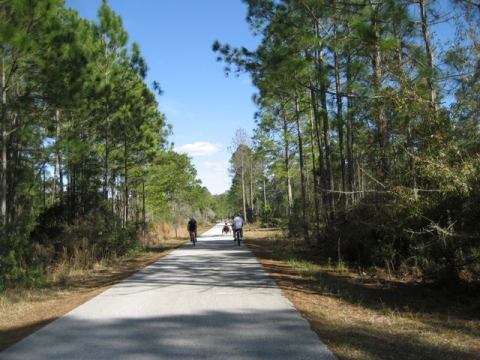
[1,224,336,360]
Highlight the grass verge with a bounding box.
[245,229,480,360]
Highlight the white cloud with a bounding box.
[176,143,230,194]
[195,160,230,194]
[178,142,221,157]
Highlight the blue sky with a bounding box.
[66,0,259,194]
[65,0,458,195]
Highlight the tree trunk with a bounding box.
[111,173,116,219]
[103,36,110,202]
[9,112,19,225]
[71,161,77,221]
[294,98,309,243]
[314,23,335,217]
[287,169,293,217]
[370,3,389,181]
[407,124,418,199]
[419,0,438,112]
[142,179,146,239]
[104,119,109,201]
[309,104,321,241]
[55,109,63,204]
[43,164,46,208]
[263,177,267,210]
[282,110,293,216]
[1,56,7,227]
[334,48,347,208]
[241,149,247,222]
[124,136,128,226]
[310,87,327,216]
[320,75,335,217]
[345,55,355,205]
[250,161,254,214]
[393,19,418,199]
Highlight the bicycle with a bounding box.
[234,229,241,246]
[189,231,197,246]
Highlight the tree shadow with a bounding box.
[2,308,475,360]
[310,319,479,360]
[95,240,279,295]
[247,239,480,357]
[249,239,480,319]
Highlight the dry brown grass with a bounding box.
[245,229,480,360]
[0,228,192,351]
[143,222,210,244]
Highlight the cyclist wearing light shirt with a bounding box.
[232,214,244,240]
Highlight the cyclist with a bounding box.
[232,214,244,241]
[222,221,230,235]
[187,218,197,243]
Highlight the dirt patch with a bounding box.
[245,230,480,360]
[0,238,186,351]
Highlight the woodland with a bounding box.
[0,0,214,289]
[214,0,480,285]
[1,0,479,290]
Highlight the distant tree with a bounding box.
[229,128,251,222]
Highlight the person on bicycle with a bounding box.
[232,214,244,240]
[222,221,230,235]
[187,218,197,243]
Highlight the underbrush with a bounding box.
[0,198,197,291]
[0,223,187,320]
[245,230,480,360]
[321,192,480,286]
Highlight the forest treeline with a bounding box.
[214,0,480,284]
[0,0,214,289]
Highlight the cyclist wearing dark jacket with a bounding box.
[187,218,197,242]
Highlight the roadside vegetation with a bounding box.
[0,228,190,351]
[214,0,480,287]
[0,0,216,291]
[245,228,480,360]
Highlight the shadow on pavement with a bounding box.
[108,239,278,294]
[2,309,333,360]
[2,307,474,360]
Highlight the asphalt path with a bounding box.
[1,224,336,360]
